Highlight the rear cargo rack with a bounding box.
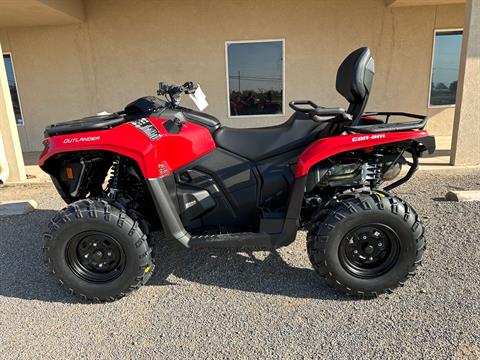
[346,112,428,134]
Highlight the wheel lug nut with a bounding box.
[84,254,89,258]
[98,263,103,268]
[93,243,97,247]
[107,252,112,257]
[353,250,359,254]
[368,257,373,261]
[362,236,367,240]
[378,242,383,247]
[349,239,354,245]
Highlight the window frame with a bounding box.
[428,28,463,109]
[2,52,25,126]
[224,39,286,118]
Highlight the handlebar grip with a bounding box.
[169,85,184,95]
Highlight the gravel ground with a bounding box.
[0,170,479,359]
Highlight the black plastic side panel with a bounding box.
[177,184,216,228]
[256,148,301,213]
[145,174,306,250]
[174,143,310,234]
[174,149,258,232]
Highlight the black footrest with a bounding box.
[189,232,272,249]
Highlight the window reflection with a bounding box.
[227,41,283,116]
[430,31,463,106]
[3,54,24,125]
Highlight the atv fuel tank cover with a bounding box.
[131,118,161,140]
[124,96,166,116]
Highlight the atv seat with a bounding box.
[45,114,126,137]
[213,112,328,161]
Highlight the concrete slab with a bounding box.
[445,190,480,202]
[0,200,38,215]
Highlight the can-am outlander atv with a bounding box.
[39,48,435,301]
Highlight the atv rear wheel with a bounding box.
[307,191,425,297]
[44,199,154,302]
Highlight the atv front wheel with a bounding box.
[307,191,425,297]
[44,199,154,302]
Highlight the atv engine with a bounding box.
[307,151,406,191]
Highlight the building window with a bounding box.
[429,30,463,107]
[2,53,24,125]
[226,40,284,117]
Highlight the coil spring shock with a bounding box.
[108,156,121,200]
[364,154,383,188]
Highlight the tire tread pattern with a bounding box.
[307,190,425,298]
[43,199,154,302]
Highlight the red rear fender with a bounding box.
[295,130,430,178]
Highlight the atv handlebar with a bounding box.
[157,82,198,97]
[157,81,199,107]
[289,100,352,122]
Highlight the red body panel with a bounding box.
[295,130,429,178]
[39,117,216,178]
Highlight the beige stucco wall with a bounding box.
[451,0,480,165]
[0,0,465,152]
[426,4,466,135]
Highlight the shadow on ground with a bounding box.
[148,234,347,301]
[0,209,346,304]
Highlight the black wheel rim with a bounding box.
[66,231,126,283]
[338,224,400,278]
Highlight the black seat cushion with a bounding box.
[214,113,327,161]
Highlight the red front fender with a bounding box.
[39,117,216,178]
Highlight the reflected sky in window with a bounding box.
[430,31,462,106]
[227,41,283,116]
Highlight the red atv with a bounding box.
[39,48,435,301]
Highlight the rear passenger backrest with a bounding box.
[335,47,375,125]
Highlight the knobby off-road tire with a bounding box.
[44,199,154,302]
[307,191,425,298]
